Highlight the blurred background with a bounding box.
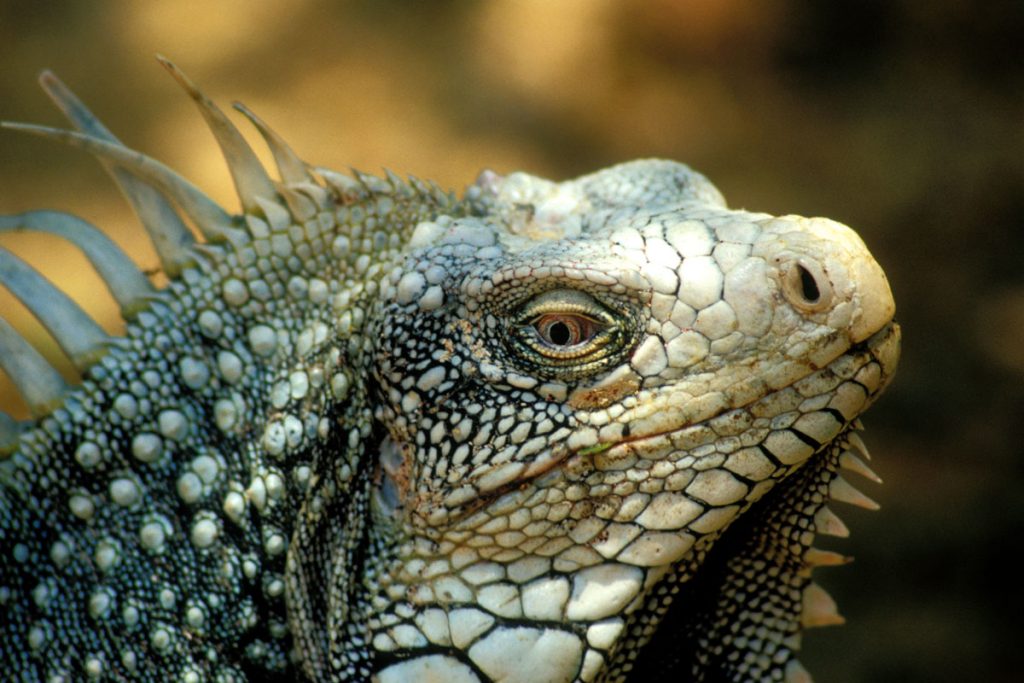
[0,1,1020,680]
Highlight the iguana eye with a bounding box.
[511,289,627,375]
[532,313,603,350]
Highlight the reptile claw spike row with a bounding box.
[37,71,198,275]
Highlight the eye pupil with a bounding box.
[798,265,820,303]
[547,321,572,346]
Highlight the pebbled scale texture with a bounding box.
[0,62,900,682]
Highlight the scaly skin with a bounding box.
[0,65,899,682]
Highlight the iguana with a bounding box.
[0,60,899,682]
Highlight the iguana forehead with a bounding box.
[463,159,726,245]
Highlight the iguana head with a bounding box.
[314,160,900,680]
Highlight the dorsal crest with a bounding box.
[0,59,458,451]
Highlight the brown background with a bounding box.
[1,2,1020,681]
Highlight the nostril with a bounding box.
[782,259,831,312]
[797,264,820,303]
